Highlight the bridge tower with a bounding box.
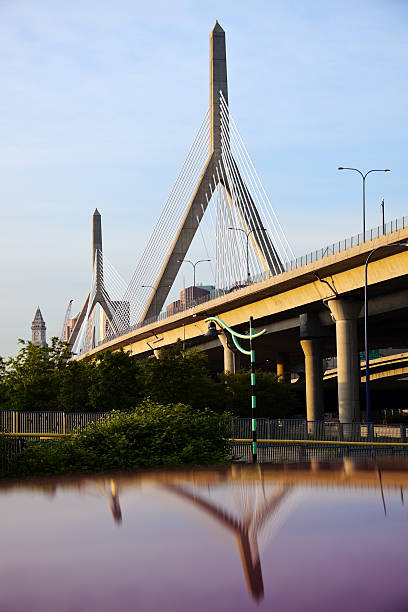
[67,209,118,351]
[87,208,117,344]
[140,22,284,323]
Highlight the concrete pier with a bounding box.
[327,299,362,422]
[276,352,290,383]
[300,313,325,422]
[219,332,236,374]
[300,338,324,422]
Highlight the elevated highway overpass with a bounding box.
[80,224,408,424]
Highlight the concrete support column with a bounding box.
[219,332,236,374]
[327,299,362,423]
[276,352,290,383]
[300,338,324,422]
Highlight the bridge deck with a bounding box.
[80,224,408,360]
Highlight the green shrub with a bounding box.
[6,400,230,477]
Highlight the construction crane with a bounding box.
[60,299,73,341]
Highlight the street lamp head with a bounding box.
[204,321,222,338]
[338,167,344,170]
[385,169,390,172]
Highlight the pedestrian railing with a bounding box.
[229,418,408,443]
[0,411,110,434]
[230,442,408,464]
[1,414,408,472]
[0,412,407,442]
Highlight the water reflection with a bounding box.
[163,482,292,601]
[1,457,408,612]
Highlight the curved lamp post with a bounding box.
[338,167,390,236]
[177,259,211,288]
[364,240,408,424]
[205,315,267,463]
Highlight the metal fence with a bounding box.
[0,413,406,442]
[1,415,408,471]
[0,411,111,434]
[230,442,408,464]
[100,214,408,345]
[229,418,408,443]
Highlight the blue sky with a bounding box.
[1,0,408,356]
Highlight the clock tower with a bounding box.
[31,307,47,347]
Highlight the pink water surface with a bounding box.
[0,462,407,612]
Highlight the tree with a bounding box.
[221,369,302,418]
[2,338,71,411]
[88,349,142,412]
[58,358,96,412]
[140,341,225,411]
[0,357,8,408]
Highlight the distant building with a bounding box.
[180,285,210,309]
[166,285,213,315]
[197,284,215,293]
[62,315,79,342]
[166,300,181,316]
[31,307,47,347]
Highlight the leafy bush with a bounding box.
[5,400,230,477]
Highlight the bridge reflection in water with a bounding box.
[54,458,408,604]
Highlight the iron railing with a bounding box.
[0,411,110,434]
[229,418,408,443]
[1,414,408,470]
[0,411,406,443]
[230,442,408,463]
[100,214,408,345]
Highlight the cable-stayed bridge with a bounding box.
[70,22,293,354]
[68,23,408,424]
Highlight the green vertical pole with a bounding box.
[249,316,257,463]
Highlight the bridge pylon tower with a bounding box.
[140,22,284,323]
[69,209,117,350]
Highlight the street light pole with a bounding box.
[178,259,211,289]
[249,316,257,462]
[204,315,267,463]
[381,198,385,235]
[178,259,211,306]
[228,227,268,283]
[338,167,390,236]
[364,241,408,424]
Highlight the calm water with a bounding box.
[1,458,408,612]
